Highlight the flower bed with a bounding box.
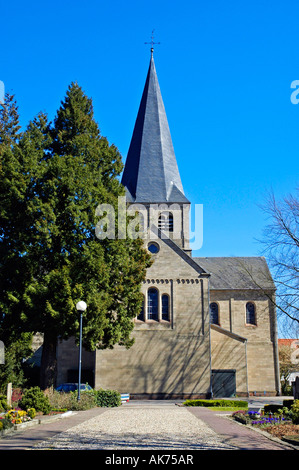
[0,407,36,433]
[232,400,299,445]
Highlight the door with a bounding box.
[212,369,236,397]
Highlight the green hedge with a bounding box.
[0,394,9,412]
[94,389,121,407]
[291,400,299,424]
[183,399,248,408]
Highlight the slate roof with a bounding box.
[193,257,276,290]
[121,53,189,204]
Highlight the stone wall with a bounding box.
[56,336,95,387]
[95,236,212,398]
[210,327,248,395]
[210,289,279,395]
[55,235,280,397]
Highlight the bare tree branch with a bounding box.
[255,188,299,336]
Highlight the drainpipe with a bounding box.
[272,293,281,396]
[245,339,249,397]
[207,277,213,398]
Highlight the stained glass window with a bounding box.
[246,302,256,325]
[148,288,158,321]
[210,302,219,324]
[162,294,170,321]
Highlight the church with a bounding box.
[57,50,281,398]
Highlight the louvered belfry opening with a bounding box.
[158,211,174,232]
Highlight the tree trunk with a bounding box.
[40,331,57,390]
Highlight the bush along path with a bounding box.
[0,386,122,437]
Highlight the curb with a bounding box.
[282,436,299,447]
[37,410,75,424]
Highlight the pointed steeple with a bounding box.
[121,53,189,204]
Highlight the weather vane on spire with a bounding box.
[145,29,160,56]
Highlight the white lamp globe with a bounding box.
[76,301,87,311]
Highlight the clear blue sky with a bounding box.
[1,0,299,258]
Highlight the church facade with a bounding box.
[57,52,281,398]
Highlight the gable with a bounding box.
[145,227,209,279]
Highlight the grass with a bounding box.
[207,406,248,411]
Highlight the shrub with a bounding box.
[183,399,248,408]
[18,387,51,415]
[0,415,14,431]
[26,408,36,419]
[47,389,72,411]
[94,389,121,407]
[46,388,97,411]
[291,400,299,424]
[0,394,9,412]
[68,391,97,410]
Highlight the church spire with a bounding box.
[121,52,189,204]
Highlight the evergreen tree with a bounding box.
[0,333,33,393]
[0,95,36,390]
[0,93,30,343]
[0,85,151,389]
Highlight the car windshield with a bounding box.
[57,383,91,391]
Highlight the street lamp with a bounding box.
[76,301,87,401]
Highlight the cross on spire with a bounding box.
[145,29,160,56]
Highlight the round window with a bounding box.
[148,242,160,254]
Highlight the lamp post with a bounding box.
[76,301,87,401]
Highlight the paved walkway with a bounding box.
[0,400,296,451]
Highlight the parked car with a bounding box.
[55,383,92,392]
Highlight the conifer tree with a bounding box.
[0,85,151,389]
[0,93,28,339]
[0,94,35,380]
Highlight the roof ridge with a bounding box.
[151,56,168,201]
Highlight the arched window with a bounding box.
[158,212,173,232]
[246,302,256,325]
[210,302,219,325]
[137,296,145,321]
[148,288,158,321]
[162,294,170,321]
